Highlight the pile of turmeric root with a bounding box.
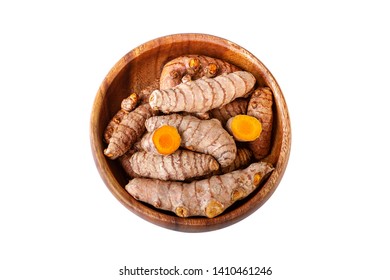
[103,55,275,218]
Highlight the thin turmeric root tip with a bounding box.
[253,173,263,187]
[153,199,162,208]
[121,93,138,111]
[103,149,114,158]
[209,160,220,171]
[205,200,224,218]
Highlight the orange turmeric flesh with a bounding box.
[227,114,262,142]
[151,125,181,155]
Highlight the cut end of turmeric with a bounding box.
[231,187,246,202]
[253,173,263,187]
[188,58,200,72]
[152,125,181,155]
[103,149,114,158]
[205,63,219,77]
[209,159,220,172]
[227,115,262,142]
[205,200,224,218]
[121,93,138,111]
[175,206,189,218]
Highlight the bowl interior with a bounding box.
[90,33,291,232]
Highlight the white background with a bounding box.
[1,0,389,279]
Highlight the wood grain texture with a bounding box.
[90,33,291,232]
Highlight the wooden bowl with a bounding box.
[90,33,291,232]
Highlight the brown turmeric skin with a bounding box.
[104,104,157,159]
[126,162,273,218]
[149,71,256,114]
[247,87,274,159]
[210,98,249,125]
[220,148,253,174]
[129,150,219,181]
[145,114,237,168]
[159,55,241,90]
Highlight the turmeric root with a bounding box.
[226,114,262,142]
[209,98,249,125]
[149,71,256,113]
[103,80,159,143]
[103,93,139,143]
[129,150,219,181]
[104,104,156,159]
[159,55,241,90]
[125,161,273,218]
[247,87,274,159]
[145,114,237,167]
[220,148,253,174]
[140,125,181,155]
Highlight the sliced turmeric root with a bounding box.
[226,114,262,142]
[152,125,181,155]
[141,125,181,155]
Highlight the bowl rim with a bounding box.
[90,33,291,232]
